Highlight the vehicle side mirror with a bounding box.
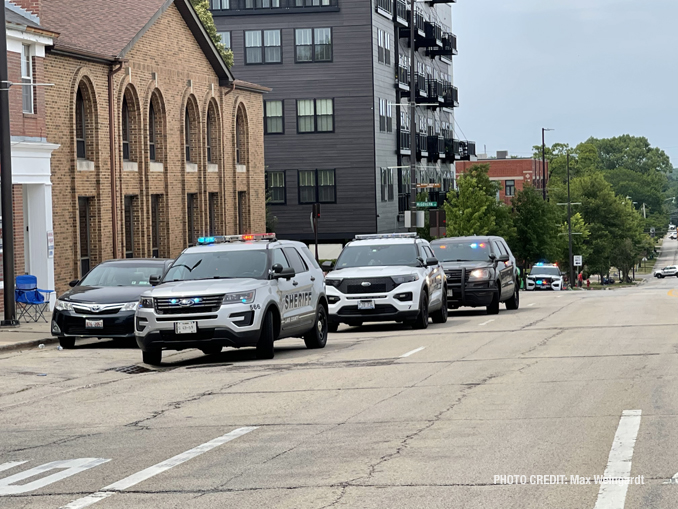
[426,257,439,267]
[321,260,334,271]
[68,279,79,288]
[489,253,497,260]
[274,267,296,280]
[498,254,510,263]
[272,263,284,274]
[149,275,162,286]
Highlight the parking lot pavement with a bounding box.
[1,284,678,508]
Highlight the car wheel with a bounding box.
[59,337,76,349]
[505,283,520,310]
[142,348,162,366]
[201,346,222,356]
[431,288,448,324]
[256,310,276,359]
[412,291,429,329]
[304,304,328,349]
[486,286,500,315]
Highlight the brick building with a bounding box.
[1,2,59,310]
[35,0,267,296]
[456,153,548,205]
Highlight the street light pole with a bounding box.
[0,6,19,325]
[567,152,574,289]
[409,0,417,231]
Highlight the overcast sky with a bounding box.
[452,0,678,165]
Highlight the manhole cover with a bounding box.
[113,365,155,375]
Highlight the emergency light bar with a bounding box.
[197,233,276,245]
[354,233,418,240]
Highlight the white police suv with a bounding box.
[135,234,328,365]
[526,263,564,291]
[324,233,447,330]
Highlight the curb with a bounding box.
[0,336,58,353]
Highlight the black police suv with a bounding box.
[430,236,519,314]
[52,259,173,348]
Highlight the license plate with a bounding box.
[175,321,197,334]
[447,289,453,297]
[358,300,375,310]
[85,319,103,329]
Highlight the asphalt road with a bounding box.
[1,246,678,508]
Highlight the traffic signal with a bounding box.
[312,203,321,219]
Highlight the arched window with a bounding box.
[122,97,130,161]
[207,110,213,163]
[236,114,242,165]
[185,107,191,162]
[149,103,156,161]
[76,89,86,159]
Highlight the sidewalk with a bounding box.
[0,312,56,353]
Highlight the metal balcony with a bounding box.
[399,129,411,156]
[218,0,339,13]
[415,73,428,99]
[445,139,476,161]
[429,32,457,59]
[416,132,429,160]
[398,8,425,39]
[427,135,445,161]
[376,0,393,17]
[441,84,458,109]
[397,65,409,91]
[395,0,409,27]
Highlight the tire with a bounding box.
[142,348,162,366]
[256,310,275,360]
[412,291,429,329]
[431,288,448,324]
[505,282,520,310]
[201,346,222,356]
[486,286,500,315]
[304,305,328,349]
[328,322,339,333]
[59,337,76,349]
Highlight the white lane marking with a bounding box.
[0,459,110,496]
[61,427,257,509]
[0,462,27,474]
[663,472,678,485]
[527,303,535,307]
[479,319,495,326]
[400,347,426,358]
[593,410,642,509]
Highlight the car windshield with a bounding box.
[163,249,269,281]
[335,244,419,268]
[80,263,165,287]
[531,266,561,276]
[432,241,492,262]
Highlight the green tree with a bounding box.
[507,184,558,268]
[444,164,510,237]
[190,0,234,68]
[556,212,591,277]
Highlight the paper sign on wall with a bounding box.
[47,231,54,258]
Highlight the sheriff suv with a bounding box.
[324,233,447,330]
[136,234,328,365]
[526,263,564,291]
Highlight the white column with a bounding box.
[24,184,55,309]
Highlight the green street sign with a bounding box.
[416,201,437,207]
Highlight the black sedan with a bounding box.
[52,259,173,348]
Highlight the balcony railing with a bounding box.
[415,73,427,98]
[397,65,409,90]
[399,129,411,155]
[376,0,393,16]
[416,132,428,160]
[442,84,459,108]
[212,0,339,14]
[395,0,408,26]
[429,32,457,59]
[427,135,445,161]
[445,139,475,160]
[398,192,410,213]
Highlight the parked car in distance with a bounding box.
[430,236,519,314]
[52,259,174,349]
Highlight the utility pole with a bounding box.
[409,0,417,231]
[0,6,19,325]
[541,128,553,200]
[567,152,574,289]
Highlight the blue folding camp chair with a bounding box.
[15,275,54,323]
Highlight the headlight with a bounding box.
[468,269,491,280]
[223,291,255,305]
[138,297,154,309]
[325,278,342,288]
[121,301,139,311]
[55,299,73,311]
[392,274,419,286]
